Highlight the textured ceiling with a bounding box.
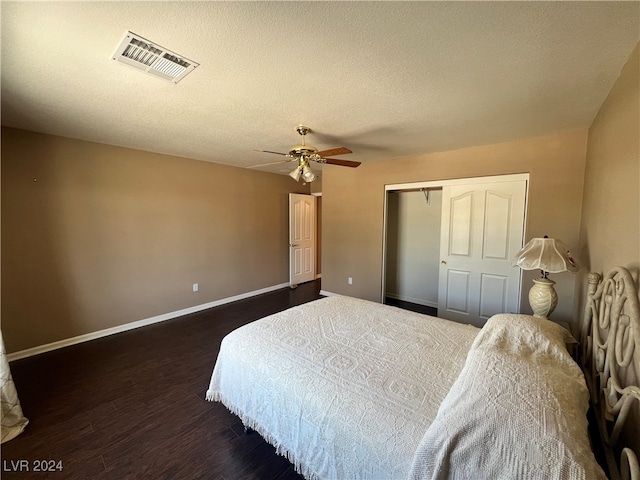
[1,1,638,176]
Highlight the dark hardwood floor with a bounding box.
[2,280,323,480]
[384,297,437,317]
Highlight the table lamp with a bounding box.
[512,236,579,319]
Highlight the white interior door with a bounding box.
[438,180,526,327]
[289,193,316,287]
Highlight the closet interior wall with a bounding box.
[384,189,442,309]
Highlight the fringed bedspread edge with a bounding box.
[206,389,320,480]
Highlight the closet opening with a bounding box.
[383,188,442,316]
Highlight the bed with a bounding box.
[206,267,640,480]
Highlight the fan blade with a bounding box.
[253,149,288,156]
[315,147,352,157]
[246,159,292,169]
[322,158,361,168]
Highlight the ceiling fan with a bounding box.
[249,125,361,183]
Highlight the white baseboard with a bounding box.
[7,282,289,362]
[319,289,339,297]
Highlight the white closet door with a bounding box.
[438,180,526,327]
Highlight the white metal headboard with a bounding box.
[581,267,640,480]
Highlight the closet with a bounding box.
[383,174,528,327]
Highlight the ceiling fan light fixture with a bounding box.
[250,125,360,174]
[289,166,302,181]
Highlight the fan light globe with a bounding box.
[302,165,316,182]
[289,167,302,182]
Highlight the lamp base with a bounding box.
[529,278,558,319]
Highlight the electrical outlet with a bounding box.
[192,283,199,292]
[348,277,353,285]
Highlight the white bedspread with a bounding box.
[409,313,606,480]
[206,295,479,480]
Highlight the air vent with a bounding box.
[112,32,199,84]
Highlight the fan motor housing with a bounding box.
[289,146,318,156]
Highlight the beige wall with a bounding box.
[1,127,308,353]
[321,129,589,325]
[578,43,639,284]
[577,42,639,457]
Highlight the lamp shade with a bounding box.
[512,237,579,273]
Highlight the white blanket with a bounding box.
[409,313,606,480]
[206,296,479,480]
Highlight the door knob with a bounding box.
[289,244,299,247]
[441,260,447,265]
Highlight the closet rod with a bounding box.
[389,188,440,193]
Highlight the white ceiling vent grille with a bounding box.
[112,32,199,84]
